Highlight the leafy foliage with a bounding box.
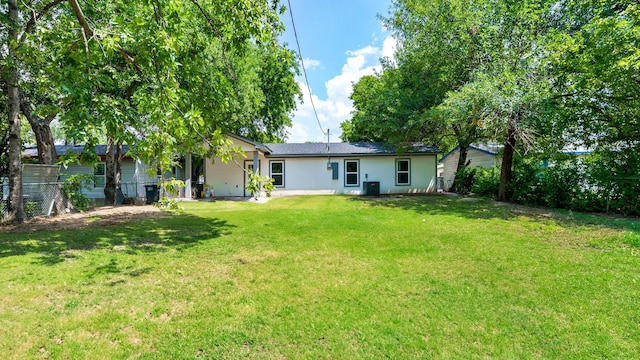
[2,0,300,221]
[508,153,640,216]
[154,178,185,210]
[472,166,500,198]
[344,0,639,212]
[245,170,275,199]
[452,166,476,194]
[61,173,94,212]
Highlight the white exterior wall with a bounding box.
[207,154,437,197]
[441,148,500,191]
[60,164,104,199]
[203,136,272,197]
[203,137,439,197]
[204,155,261,197]
[267,155,436,196]
[131,160,157,199]
[59,159,155,199]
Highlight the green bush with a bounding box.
[541,161,583,209]
[62,174,94,211]
[452,166,476,194]
[472,166,500,198]
[155,178,185,210]
[510,156,545,206]
[246,170,275,199]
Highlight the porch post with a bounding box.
[185,153,192,198]
[253,151,259,175]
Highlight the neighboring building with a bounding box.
[204,134,441,197]
[23,144,157,201]
[439,143,502,191]
[439,143,593,192]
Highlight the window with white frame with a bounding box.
[94,163,106,188]
[396,159,410,185]
[345,160,359,186]
[270,161,285,187]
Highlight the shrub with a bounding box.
[452,166,476,194]
[61,173,94,211]
[472,166,500,198]
[156,178,185,210]
[246,170,275,199]
[510,156,545,206]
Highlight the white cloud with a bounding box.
[287,35,396,143]
[301,57,321,70]
[381,36,397,63]
[347,45,378,57]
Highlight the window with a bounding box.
[270,161,285,187]
[344,160,359,186]
[94,163,106,188]
[396,159,410,185]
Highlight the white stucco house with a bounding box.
[204,134,441,197]
[22,134,441,201]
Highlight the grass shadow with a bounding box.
[0,212,235,266]
[350,194,640,232]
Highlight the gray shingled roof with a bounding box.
[439,142,502,162]
[22,141,440,159]
[470,143,503,155]
[265,142,440,157]
[23,144,131,158]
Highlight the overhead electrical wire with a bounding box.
[286,0,328,137]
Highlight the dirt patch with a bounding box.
[1,205,169,233]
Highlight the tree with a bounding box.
[548,1,640,155]
[345,0,493,189]
[5,0,27,223]
[346,0,560,198]
[3,0,300,217]
[2,0,77,222]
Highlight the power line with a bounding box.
[286,0,328,137]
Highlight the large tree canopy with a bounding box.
[2,0,301,221]
[345,0,639,203]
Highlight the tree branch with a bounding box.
[18,88,57,127]
[67,0,94,37]
[117,47,142,73]
[19,0,66,43]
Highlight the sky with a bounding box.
[278,0,395,143]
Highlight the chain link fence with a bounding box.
[1,177,189,220]
[22,182,61,218]
[1,177,8,220]
[1,180,62,220]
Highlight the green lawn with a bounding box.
[1,195,639,359]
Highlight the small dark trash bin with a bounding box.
[144,185,159,204]
[195,184,204,198]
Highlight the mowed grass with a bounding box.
[1,195,639,359]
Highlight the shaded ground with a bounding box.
[1,205,168,233]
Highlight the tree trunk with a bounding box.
[104,135,116,205]
[19,91,57,164]
[452,144,469,193]
[19,90,74,214]
[7,0,26,223]
[497,126,517,202]
[115,140,123,202]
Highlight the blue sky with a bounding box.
[279,0,395,143]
